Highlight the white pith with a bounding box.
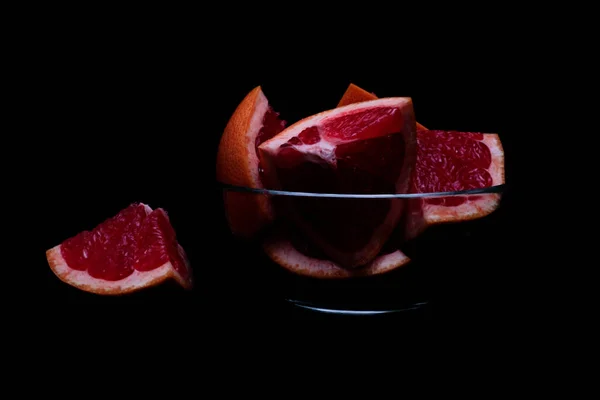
[287,135,338,166]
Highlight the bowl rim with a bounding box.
[218,182,505,199]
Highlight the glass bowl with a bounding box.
[211,182,507,317]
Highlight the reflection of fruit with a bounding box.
[216,86,286,237]
[259,98,417,268]
[46,203,192,295]
[337,83,505,240]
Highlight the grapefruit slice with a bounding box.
[216,86,286,238]
[46,203,193,295]
[337,83,505,240]
[258,97,418,268]
[405,130,504,239]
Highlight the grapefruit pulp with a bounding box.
[46,203,193,295]
[405,130,504,239]
[258,97,417,268]
[337,83,505,240]
[338,84,428,131]
[216,86,286,238]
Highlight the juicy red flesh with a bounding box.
[255,107,287,149]
[336,134,405,188]
[134,209,187,278]
[414,131,493,206]
[60,204,188,281]
[269,108,407,254]
[274,146,308,169]
[256,107,286,182]
[272,108,406,194]
[321,107,404,141]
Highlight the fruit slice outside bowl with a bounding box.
[46,203,192,295]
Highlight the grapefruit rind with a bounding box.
[46,244,192,295]
[263,235,410,279]
[216,85,273,238]
[336,83,378,107]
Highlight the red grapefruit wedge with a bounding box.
[46,203,192,295]
[258,97,418,268]
[405,130,504,239]
[337,83,505,240]
[216,86,286,238]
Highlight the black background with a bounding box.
[16,10,545,371]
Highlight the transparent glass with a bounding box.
[214,182,506,316]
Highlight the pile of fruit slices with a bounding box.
[45,83,504,295]
[216,83,505,278]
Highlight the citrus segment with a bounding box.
[405,131,504,239]
[414,130,498,206]
[259,98,417,268]
[46,203,192,295]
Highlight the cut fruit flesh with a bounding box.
[259,98,417,268]
[216,86,286,238]
[338,84,428,131]
[46,203,192,295]
[405,130,504,239]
